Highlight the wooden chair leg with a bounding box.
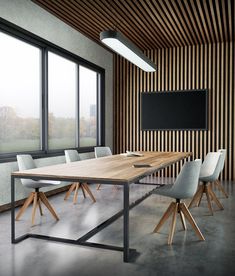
[188,185,203,208]
[205,185,214,215]
[180,203,205,241]
[168,203,178,245]
[179,210,187,230]
[96,184,102,190]
[65,182,96,203]
[97,184,118,191]
[39,192,59,221]
[153,202,175,233]
[80,184,86,198]
[196,186,204,207]
[31,192,38,225]
[215,180,228,198]
[83,183,96,203]
[64,183,76,200]
[208,184,224,210]
[16,192,34,220]
[38,198,43,216]
[196,185,204,206]
[73,183,80,204]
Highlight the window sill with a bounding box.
[0,146,97,163]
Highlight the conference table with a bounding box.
[11,151,191,262]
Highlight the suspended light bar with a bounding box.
[100,30,157,72]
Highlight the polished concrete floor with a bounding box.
[0,178,234,276]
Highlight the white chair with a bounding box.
[152,159,205,245]
[214,149,228,198]
[64,150,96,203]
[16,154,60,225]
[188,152,224,215]
[94,146,112,190]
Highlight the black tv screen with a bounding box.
[141,90,208,130]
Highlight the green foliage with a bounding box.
[0,106,97,152]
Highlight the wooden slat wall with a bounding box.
[33,0,234,49]
[32,0,235,180]
[114,41,235,180]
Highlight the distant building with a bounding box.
[90,104,96,117]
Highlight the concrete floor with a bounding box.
[0,178,234,276]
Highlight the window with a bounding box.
[0,23,104,161]
[0,32,41,154]
[48,52,77,150]
[79,66,98,147]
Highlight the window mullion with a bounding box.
[41,48,49,153]
[77,64,80,149]
[0,20,105,160]
[96,73,100,146]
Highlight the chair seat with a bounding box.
[152,184,193,199]
[24,180,61,189]
[199,175,215,182]
[152,184,174,196]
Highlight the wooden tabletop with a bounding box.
[12,151,192,184]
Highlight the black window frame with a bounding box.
[0,18,105,163]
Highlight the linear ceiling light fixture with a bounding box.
[100,30,157,72]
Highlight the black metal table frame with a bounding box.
[11,174,159,262]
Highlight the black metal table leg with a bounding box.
[123,183,129,262]
[11,175,15,243]
[11,174,158,262]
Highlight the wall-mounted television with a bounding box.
[141,89,208,130]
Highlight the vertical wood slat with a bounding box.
[114,43,235,180]
[224,42,228,180]
[113,54,117,153]
[231,41,235,181]
[34,0,234,49]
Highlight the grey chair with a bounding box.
[65,149,80,163]
[188,152,224,215]
[16,154,60,225]
[214,149,228,198]
[64,150,96,203]
[94,147,112,158]
[152,159,205,245]
[94,146,113,190]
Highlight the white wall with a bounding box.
[0,0,113,205]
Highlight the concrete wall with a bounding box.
[0,0,113,205]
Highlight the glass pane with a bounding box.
[0,32,41,153]
[48,52,77,150]
[79,66,97,147]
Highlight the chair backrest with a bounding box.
[217,149,226,173]
[199,152,222,181]
[17,154,36,186]
[170,159,202,199]
[64,150,80,163]
[17,154,36,170]
[94,147,112,158]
